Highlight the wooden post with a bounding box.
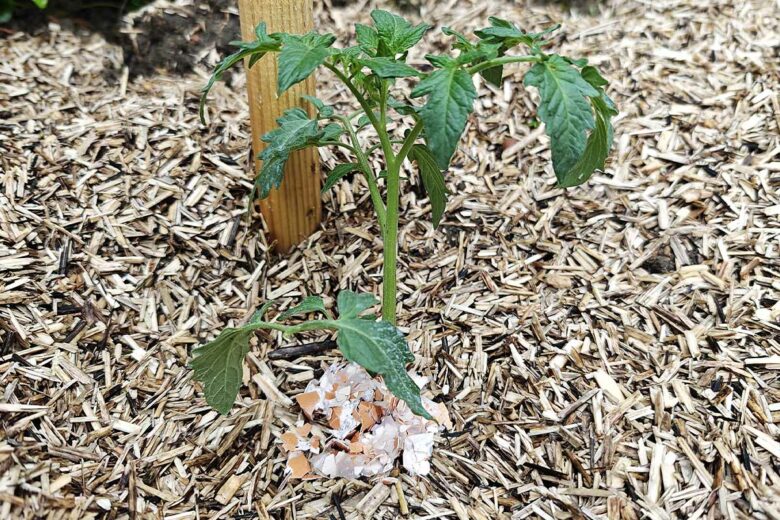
[238,0,321,252]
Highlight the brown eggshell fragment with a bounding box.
[281,431,299,452]
[287,452,311,479]
[295,391,320,419]
[328,406,342,429]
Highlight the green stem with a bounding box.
[319,141,359,154]
[382,156,401,325]
[396,121,424,165]
[325,63,395,170]
[381,122,424,325]
[250,319,337,335]
[466,55,540,75]
[336,115,387,231]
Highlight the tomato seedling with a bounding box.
[195,10,617,418]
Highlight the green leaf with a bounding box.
[190,327,254,414]
[322,163,361,192]
[356,23,379,56]
[409,144,448,227]
[473,19,559,85]
[335,318,430,419]
[277,32,336,94]
[255,108,321,199]
[301,95,334,118]
[475,18,559,50]
[360,57,420,78]
[556,96,614,187]
[317,122,344,143]
[370,9,430,57]
[388,98,419,116]
[279,296,328,319]
[552,66,617,187]
[337,291,377,319]
[200,23,281,123]
[442,27,502,86]
[249,300,276,323]
[32,0,46,8]
[383,368,430,418]
[523,55,601,186]
[581,65,608,88]
[411,60,477,169]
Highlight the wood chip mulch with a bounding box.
[1,0,779,518]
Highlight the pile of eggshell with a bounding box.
[281,362,451,479]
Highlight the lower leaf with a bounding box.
[190,327,254,414]
[335,318,430,419]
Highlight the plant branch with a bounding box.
[319,141,359,154]
[466,54,540,75]
[335,116,387,231]
[325,62,396,171]
[249,319,337,336]
[395,120,425,165]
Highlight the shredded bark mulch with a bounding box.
[1,0,779,518]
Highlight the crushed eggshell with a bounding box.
[280,362,449,479]
[287,452,311,479]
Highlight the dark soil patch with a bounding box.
[123,0,239,77]
[1,0,239,77]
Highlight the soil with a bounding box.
[122,0,239,76]
[0,0,239,76]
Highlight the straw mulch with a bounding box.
[1,0,779,518]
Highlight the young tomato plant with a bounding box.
[195,11,617,419]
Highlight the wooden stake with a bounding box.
[238,0,321,252]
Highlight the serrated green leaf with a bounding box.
[556,96,614,187]
[279,296,328,319]
[383,368,429,417]
[411,61,476,169]
[356,113,374,128]
[441,26,473,50]
[441,26,501,82]
[360,57,420,78]
[581,65,608,88]
[475,18,559,50]
[190,327,254,414]
[388,98,419,116]
[370,9,429,57]
[255,108,321,199]
[200,23,281,123]
[524,55,601,185]
[409,144,448,227]
[553,67,617,187]
[356,23,379,56]
[277,32,336,94]
[317,122,344,143]
[337,291,377,319]
[301,95,334,118]
[322,163,361,192]
[335,318,429,418]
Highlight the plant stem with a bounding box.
[325,63,394,161]
[250,319,338,335]
[396,121,424,164]
[336,115,386,232]
[380,122,424,325]
[466,55,540,75]
[318,141,359,154]
[382,155,401,325]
